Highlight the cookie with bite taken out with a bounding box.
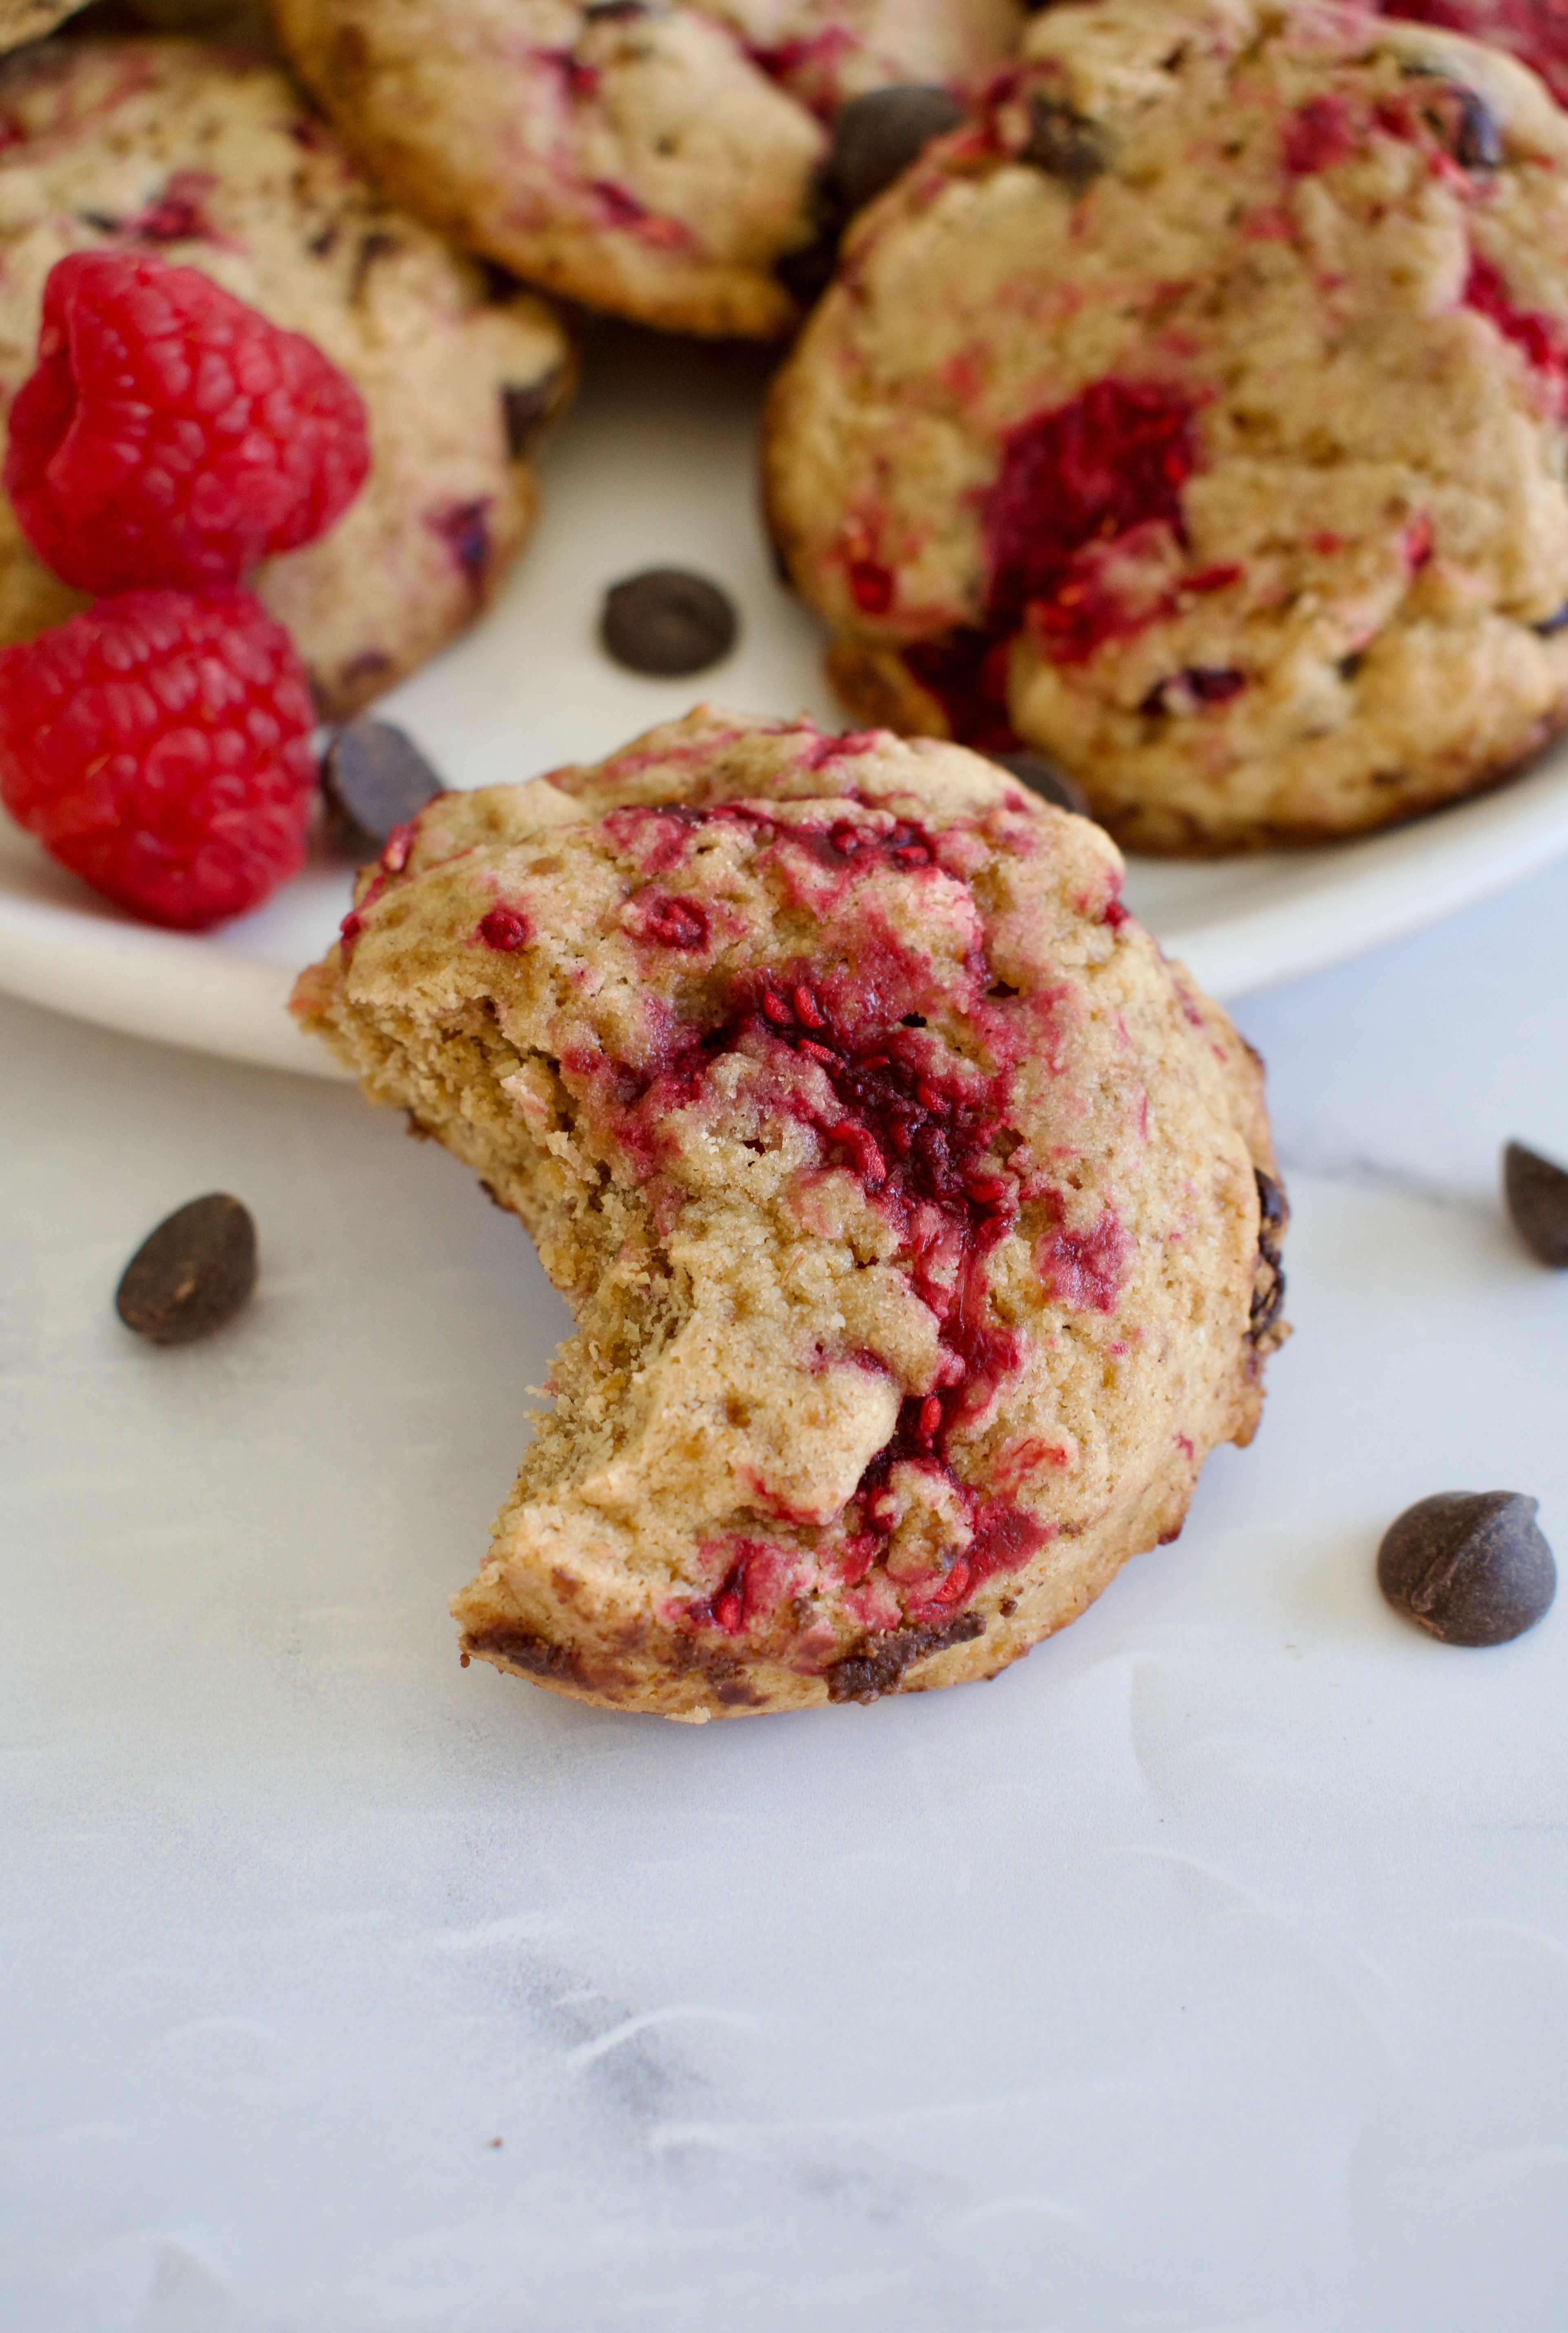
[294,706,1287,1721]
[0,36,572,716]
[764,0,1568,850]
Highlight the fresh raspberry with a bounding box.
[0,588,316,928]
[4,250,370,595]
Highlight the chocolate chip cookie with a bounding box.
[294,706,1287,1719]
[267,0,1023,338]
[0,37,572,716]
[764,0,1568,849]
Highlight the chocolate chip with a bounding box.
[322,719,445,853]
[1503,1140,1568,1267]
[1378,1492,1555,1646]
[600,569,737,676]
[1249,1167,1288,1345]
[115,1194,257,1347]
[1452,86,1503,170]
[1536,602,1568,637]
[825,1612,985,1704]
[826,85,966,215]
[501,370,563,459]
[990,748,1091,817]
[1021,95,1108,191]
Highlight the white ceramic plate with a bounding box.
[5,322,1568,1079]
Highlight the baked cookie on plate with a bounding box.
[764,0,1568,850]
[0,37,572,716]
[266,0,1024,338]
[294,706,1287,1721]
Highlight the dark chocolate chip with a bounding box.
[1141,666,1247,716]
[1536,602,1568,637]
[1503,1140,1568,1267]
[115,1194,257,1347]
[825,1613,984,1704]
[1451,86,1503,170]
[600,568,737,676]
[825,85,966,215]
[1249,1166,1289,1345]
[322,719,445,853]
[501,370,563,459]
[1378,1491,1555,1646]
[1021,95,1108,190]
[990,748,1091,817]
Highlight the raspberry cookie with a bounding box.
[294,707,1286,1722]
[266,0,1023,339]
[0,38,572,716]
[764,0,1568,851]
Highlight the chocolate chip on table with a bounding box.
[1378,1491,1556,1646]
[1021,95,1108,190]
[989,748,1092,818]
[115,1194,257,1347]
[322,719,445,853]
[826,85,966,215]
[600,569,737,676]
[1503,1140,1568,1266]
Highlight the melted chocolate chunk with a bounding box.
[990,748,1091,817]
[1378,1492,1555,1646]
[825,1612,986,1704]
[1535,603,1568,637]
[1503,1140,1568,1267]
[501,369,563,459]
[323,719,446,853]
[601,569,737,676]
[465,1626,584,1682]
[1021,95,1108,191]
[826,85,966,215]
[115,1193,257,1347]
[1249,1168,1288,1345]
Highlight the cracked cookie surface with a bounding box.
[295,707,1285,1720]
[267,0,1022,338]
[764,0,1568,849]
[0,37,571,715]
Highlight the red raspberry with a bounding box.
[4,250,370,595]
[0,588,316,929]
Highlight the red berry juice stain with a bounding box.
[688,1538,797,1635]
[119,170,220,245]
[426,498,493,592]
[1464,255,1568,405]
[849,559,895,616]
[1282,94,1358,175]
[1037,1210,1135,1313]
[478,904,529,950]
[901,377,1202,744]
[649,946,1058,1636]
[905,627,1021,753]
[639,892,709,949]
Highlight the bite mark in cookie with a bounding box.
[295,708,1286,1721]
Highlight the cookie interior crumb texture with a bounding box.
[268,0,1023,339]
[0,36,573,716]
[763,0,1568,851]
[294,707,1288,1720]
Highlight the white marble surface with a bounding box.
[2,852,1566,2333]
